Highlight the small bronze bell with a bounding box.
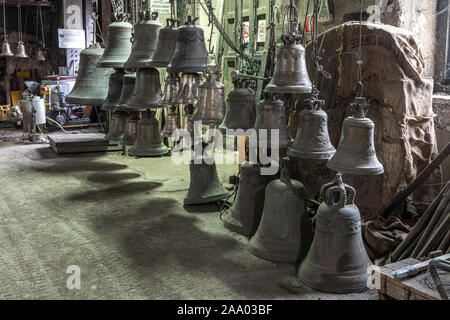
[175,73,200,105]
[149,18,179,67]
[184,156,230,205]
[327,97,384,175]
[120,112,140,146]
[182,104,195,141]
[167,16,208,73]
[298,174,372,293]
[102,69,125,111]
[126,68,163,110]
[222,162,277,237]
[106,111,128,141]
[130,111,169,157]
[15,42,28,58]
[124,10,162,69]
[248,158,312,263]
[288,97,336,160]
[220,78,256,133]
[160,73,181,106]
[1,41,14,57]
[115,72,137,111]
[163,107,180,137]
[193,70,225,126]
[36,48,46,61]
[97,22,133,68]
[254,95,292,149]
[66,44,113,106]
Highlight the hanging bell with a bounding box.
[298,174,372,293]
[184,156,230,205]
[120,112,140,146]
[97,22,133,68]
[130,111,169,157]
[248,158,312,263]
[181,104,195,148]
[1,41,14,57]
[160,73,181,106]
[219,78,256,134]
[175,73,200,105]
[15,42,28,58]
[254,95,292,149]
[124,10,162,69]
[126,68,163,110]
[163,107,180,137]
[265,33,312,94]
[149,18,179,67]
[106,111,128,141]
[102,69,125,111]
[36,47,46,61]
[327,97,384,175]
[66,44,113,106]
[115,72,137,111]
[193,70,225,126]
[288,97,336,160]
[167,16,208,73]
[222,162,277,237]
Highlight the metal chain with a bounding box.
[38,4,45,48]
[2,0,7,41]
[17,1,22,42]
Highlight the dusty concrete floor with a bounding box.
[0,130,377,300]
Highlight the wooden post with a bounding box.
[101,0,112,36]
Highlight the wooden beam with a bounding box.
[101,0,112,40]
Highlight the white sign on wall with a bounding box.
[242,21,250,44]
[151,0,171,14]
[257,19,266,43]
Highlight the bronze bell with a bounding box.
[193,70,225,126]
[160,73,181,106]
[15,42,28,58]
[175,73,200,105]
[220,78,256,133]
[36,47,46,61]
[266,33,312,94]
[124,10,162,69]
[1,41,14,57]
[222,162,277,237]
[130,111,169,157]
[97,22,133,68]
[126,68,163,110]
[163,107,180,137]
[102,69,125,111]
[181,105,195,148]
[106,111,128,141]
[248,158,312,263]
[184,156,230,205]
[66,44,113,106]
[327,97,384,175]
[167,16,208,73]
[298,174,372,293]
[115,72,137,111]
[149,18,179,67]
[288,97,336,160]
[254,95,292,149]
[120,112,140,146]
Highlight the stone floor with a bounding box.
[0,129,377,300]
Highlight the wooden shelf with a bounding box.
[5,1,54,7]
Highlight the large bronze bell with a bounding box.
[163,107,180,137]
[149,18,179,67]
[97,22,133,68]
[265,33,312,94]
[130,111,169,157]
[15,42,28,58]
[254,95,292,149]
[184,156,230,205]
[327,97,384,175]
[126,68,162,110]
[193,70,225,126]
[220,78,256,133]
[1,41,14,57]
[106,111,128,141]
[66,44,113,106]
[124,10,162,69]
[175,73,200,105]
[115,72,137,111]
[298,174,372,293]
[222,162,277,237]
[160,73,181,106]
[120,112,140,146]
[288,97,336,159]
[167,16,208,73]
[248,158,311,263]
[102,69,125,111]
[36,47,46,61]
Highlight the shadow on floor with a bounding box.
[86,172,141,184]
[30,161,128,175]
